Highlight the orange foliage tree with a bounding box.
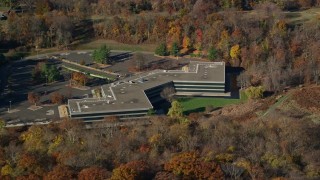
[16,174,41,180]
[45,165,75,180]
[181,35,191,54]
[28,92,40,106]
[78,166,110,180]
[51,92,64,104]
[164,152,224,179]
[71,72,87,86]
[110,160,151,180]
[17,153,45,176]
[195,29,203,51]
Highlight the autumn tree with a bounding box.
[45,165,75,180]
[245,86,264,99]
[28,92,40,106]
[230,44,241,65]
[0,119,5,130]
[1,164,13,177]
[35,0,51,15]
[16,173,41,180]
[50,92,64,104]
[20,125,47,152]
[78,166,111,180]
[71,72,87,86]
[181,35,191,54]
[194,28,203,53]
[79,59,86,65]
[167,100,183,119]
[17,152,45,176]
[164,152,224,179]
[110,161,151,180]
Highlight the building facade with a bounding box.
[68,61,230,121]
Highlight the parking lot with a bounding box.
[0,50,196,125]
[0,57,96,124]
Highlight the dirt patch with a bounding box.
[292,86,320,113]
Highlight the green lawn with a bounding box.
[178,91,247,114]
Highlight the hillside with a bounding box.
[0,85,319,179]
[0,1,320,179]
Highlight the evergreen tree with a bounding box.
[155,43,168,56]
[208,47,218,61]
[93,45,111,64]
[40,64,60,83]
[170,42,180,57]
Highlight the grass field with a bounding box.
[285,8,320,25]
[178,91,247,114]
[75,39,157,52]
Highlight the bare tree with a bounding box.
[237,71,250,89]
[160,86,176,102]
[131,52,146,71]
[221,163,245,180]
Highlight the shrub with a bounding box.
[245,86,264,99]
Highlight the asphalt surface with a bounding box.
[0,50,212,124]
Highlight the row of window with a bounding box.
[71,109,149,118]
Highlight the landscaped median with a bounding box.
[61,65,116,80]
[60,57,118,80]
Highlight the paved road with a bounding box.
[0,50,205,124]
[0,57,95,123]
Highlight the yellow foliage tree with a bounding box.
[245,86,264,99]
[182,36,191,53]
[1,164,13,176]
[230,44,241,59]
[20,126,47,152]
[48,135,64,154]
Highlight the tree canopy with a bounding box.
[93,45,111,64]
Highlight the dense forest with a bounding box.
[1,0,320,91]
[1,88,320,179]
[0,0,320,179]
